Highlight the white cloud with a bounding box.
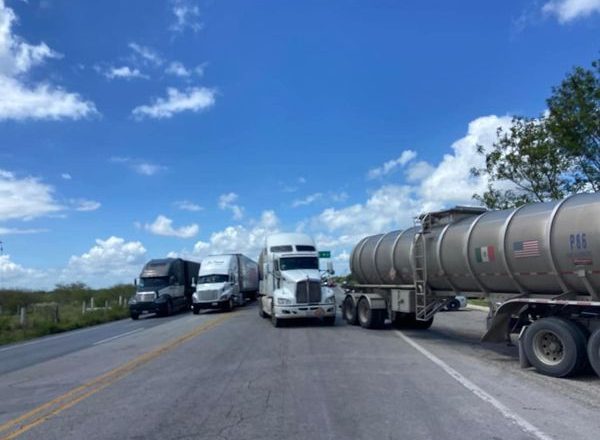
[417,115,511,212]
[0,1,97,121]
[405,161,435,183]
[165,61,191,77]
[104,65,148,80]
[330,191,349,203]
[144,215,199,238]
[128,42,163,66]
[61,173,72,180]
[367,150,417,180]
[110,157,166,176]
[0,254,46,287]
[170,0,202,33]
[0,76,97,121]
[72,199,101,212]
[190,210,279,260]
[63,236,147,287]
[132,86,215,119]
[174,200,203,212]
[218,192,244,220]
[542,0,600,22]
[0,169,62,221]
[292,193,323,207]
[0,227,47,234]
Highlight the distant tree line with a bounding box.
[472,57,599,209]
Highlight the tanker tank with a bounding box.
[350,192,600,296]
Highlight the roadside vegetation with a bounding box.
[0,283,135,345]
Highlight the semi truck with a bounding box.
[342,192,600,379]
[191,254,259,313]
[257,233,336,327]
[129,258,200,320]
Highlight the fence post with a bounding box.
[119,296,123,306]
[82,301,86,315]
[19,306,27,327]
[105,300,108,309]
[90,297,95,309]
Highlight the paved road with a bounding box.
[0,313,185,375]
[0,304,598,440]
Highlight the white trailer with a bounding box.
[191,254,259,313]
[257,233,336,327]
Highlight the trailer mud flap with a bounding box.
[481,302,527,343]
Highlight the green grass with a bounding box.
[468,298,490,308]
[0,283,135,345]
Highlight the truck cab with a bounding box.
[129,258,199,319]
[258,233,336,327]
[192,255,245,312]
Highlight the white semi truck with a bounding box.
[257,233,336,327]
[191,254,259,313]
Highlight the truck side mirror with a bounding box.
[191,277,196,287]
[327,261,335,275]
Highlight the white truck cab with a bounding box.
[258,233,336,327]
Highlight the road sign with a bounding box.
[318,251,331,258]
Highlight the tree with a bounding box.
[547,59,600,192]
[471,116,570,209]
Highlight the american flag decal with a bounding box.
[513,240,540,258]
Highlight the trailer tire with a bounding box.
[192,307,200,315]
[343,296,358,325]
[357,297,384,329]
[130,312,139,320]
[523,317,588,378]
[587,328,600,378]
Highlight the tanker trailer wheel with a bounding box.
[446,299,460,311]
[343,296,358,325]
[523,317,588,377]
[357,297,384,329]
[587,328,600,378]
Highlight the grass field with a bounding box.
[0,283,135,345]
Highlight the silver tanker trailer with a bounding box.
[342,192,600,378]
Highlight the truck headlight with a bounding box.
[277,297,292,305]
[324,296,335,304]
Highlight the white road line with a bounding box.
[93,328,144,346]
[394,330,553,440]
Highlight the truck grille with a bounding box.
[197,290,219,301]
[136,292,156,302]
[296,281,321,304]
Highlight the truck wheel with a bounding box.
[587,328,600,378]
[343,296,358,325]
[447,299,460,311]
[258,299,268,319]
[357,297,383,329]
[225,298,234,312]
[192,307,200,315]
[130,312,139,320]
[271,304,281,328]
[523,317,588,377]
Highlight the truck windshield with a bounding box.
[279,257,319,271]
[138,277,169,289]
[198,274,229,284]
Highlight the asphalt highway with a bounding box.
[0,302,598,440]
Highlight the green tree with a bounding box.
[547,59,600,192]
[471,116,570,209]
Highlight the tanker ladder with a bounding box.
[413,214,448,321]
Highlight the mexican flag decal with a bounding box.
[475,245,495,263]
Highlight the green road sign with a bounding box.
[318,251,331,258]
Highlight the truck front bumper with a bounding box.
[129,301,167,315]
[192,299,229,310]
[273,304,336,319]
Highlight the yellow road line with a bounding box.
[0,313,232,440]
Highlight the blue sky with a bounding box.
[0,0,599,288]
